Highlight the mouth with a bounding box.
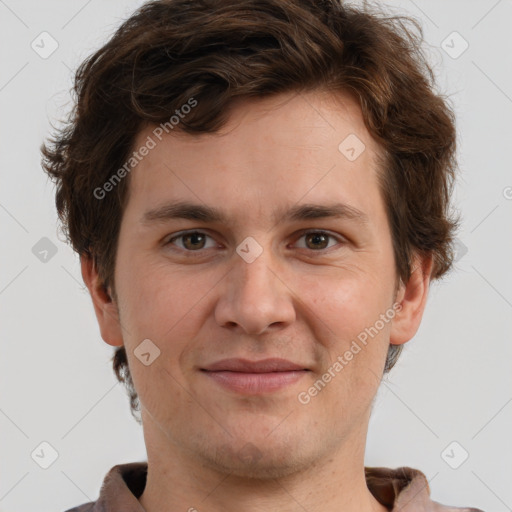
[200,358,310,394]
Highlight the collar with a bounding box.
[68,462,483,512]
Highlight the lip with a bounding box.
[201,358,309,394]
[203,358,307,373]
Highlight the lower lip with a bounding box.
[202,370,307,394]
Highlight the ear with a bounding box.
[389,252,434,346]
[80,255,124,347]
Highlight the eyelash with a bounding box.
[163,229,346,256]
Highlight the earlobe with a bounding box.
[80,255,124,347]
[389,253,434,346]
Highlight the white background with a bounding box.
[1,1,511,511]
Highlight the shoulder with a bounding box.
[63,503,95,512]
[61,462,148,512]
[365,465,486,512]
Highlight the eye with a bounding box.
[164,229,346,255]
[164,231,218,252]
[292,230,345,251]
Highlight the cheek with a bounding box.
[116,255,202,335]
[116,260,217,392]
[304,268,394,337]
[303,271,393,396]
[131,360,190,419]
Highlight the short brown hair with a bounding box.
[41,0,459,422]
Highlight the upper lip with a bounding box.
[202,358,308,373]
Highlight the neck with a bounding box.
[138,416,388,512]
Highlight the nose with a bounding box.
[214,244,296,336]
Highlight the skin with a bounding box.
[82,89,433,512]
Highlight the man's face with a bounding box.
[111,90,402,477]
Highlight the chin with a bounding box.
[199,438,316,480]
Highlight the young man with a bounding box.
[41,0,484,510]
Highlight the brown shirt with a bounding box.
[64,462,485,512]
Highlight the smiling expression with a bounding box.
[96,89,419,478]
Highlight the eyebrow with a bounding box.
[141,200,369,227]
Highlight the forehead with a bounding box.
[123,89,385,228]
